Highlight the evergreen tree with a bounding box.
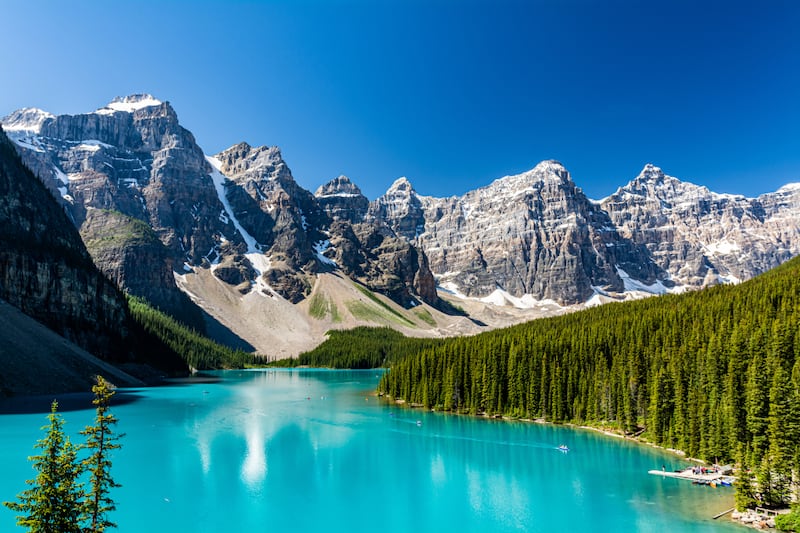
[735,445,758,511]
[80,376,123,532]
[3,401,84,533]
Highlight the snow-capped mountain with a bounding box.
[368,161,665,304]
[0,95,439,331]
[3,94,799,353]
[601,164,800,288]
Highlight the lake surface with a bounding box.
[0,369,741,532]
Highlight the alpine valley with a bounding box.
[2,94,800,366]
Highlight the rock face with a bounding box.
[315,175,369,224]
[370,161,663,303]
[214,144,440,306]
[2,97,440,319]
[601,164,800,287]
[0,126,129,359]
[2,95,231,325]
[365,162,800,305]
[4,94,799,321]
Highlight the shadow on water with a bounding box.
[0,389,146,415]
[0,372,229,415]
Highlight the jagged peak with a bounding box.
[1,107,54,132]
[95,94,163,115]
[635,163,666,182]
[485,160,573,195]
[217,142,282,161]
[387,176,415,194]
[533,159,568,173]
[611,165,753,205]
[315,175,365,198]
[776,182,800,193]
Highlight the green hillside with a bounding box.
[127,296,255,370]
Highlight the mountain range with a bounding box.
[2,94,799,358]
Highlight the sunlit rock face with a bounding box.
[370,161,662,303]
[602,164,800,288]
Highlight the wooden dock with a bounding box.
[647,466,733,485]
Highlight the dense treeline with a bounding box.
[127,296,255,369]
[378,257,800,508]
[295,327,438,368]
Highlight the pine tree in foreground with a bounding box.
[80,376,123,533]
[2,401,84,533]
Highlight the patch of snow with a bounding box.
[480,289,509,306]
[439,282,567,311]
[96,94,162,115]
[7,131,46,153]
[704,240,740,255]
[52,166,69,186]
[207,156,277,297]
[316,192,362,198]
[438,282,468,299]
[313,240,337,267]
[183,262,194,273]
[75,139,112,151]
[584,292,605,308]
[616,266,670,294]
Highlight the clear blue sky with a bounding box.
[2,0,799,200]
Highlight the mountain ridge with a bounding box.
[3,94,799,358]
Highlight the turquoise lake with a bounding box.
[0,369,741,532]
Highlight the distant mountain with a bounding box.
[2,96,442,357]
[369,161,663,304]
[601,163,800,287]
[3,95,799,357]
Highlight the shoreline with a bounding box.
[381,394,710,464]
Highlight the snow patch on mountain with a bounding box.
[438,281,565,311]
[704,240,741,255]
[96,94,163,115]
[206,156,277,296]
[313,240,337,266]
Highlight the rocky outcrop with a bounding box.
[371,161,663,303]
[7,94,797,318]
[2,95,240,325]
[367,177,426,240]
[0,126,130,359]
[79,208,203,325]
[602,164,800,287]
[315,175,369,224]
[213,143,441,307]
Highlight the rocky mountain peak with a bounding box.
[215,142,288,182]
[616,164,711,203]
[315,175,363,197]
[532,159,569,177]
[637,163,664,181]
[315,175,368,224]
[387,176,415,194]
[486,160,573,198]
[1,107,54,133]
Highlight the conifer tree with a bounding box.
[3,401,84,533]
[80,376,123,532]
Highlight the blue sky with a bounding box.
[2,0,799,200]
